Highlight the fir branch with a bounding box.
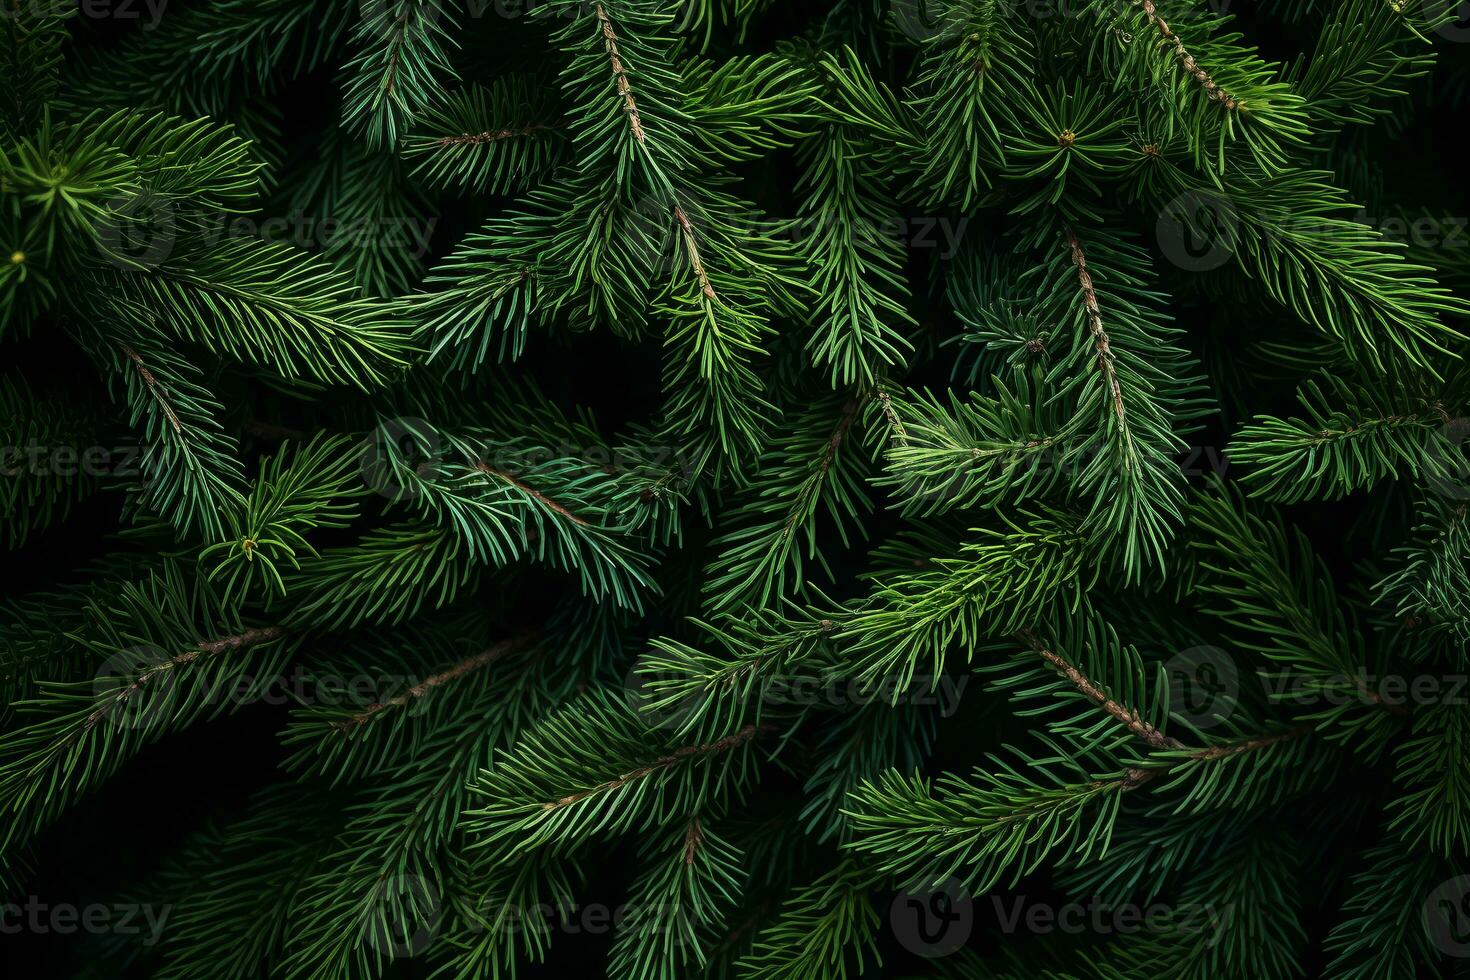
[332,631,538,732]
[1020,629,1185,751]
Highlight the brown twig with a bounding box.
[378,1,413,101]
[675,205,718,300]
[874,390,908,447]
[1135,0,1241,111]
[475,462,591,527]
[85,626,288,731]
[781,399,861,539]
[683,818,705,865]
[119,343,182,434]
[595,2,646,144]
[543,723,765,811]
[333,632,538,731]
[435,121,560,146]
[197,625,289,656]
[1064,229,1129,429]
[1117,724,1311,792]
[1021,630,1184,750]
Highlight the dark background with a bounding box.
[4,0,1469,976]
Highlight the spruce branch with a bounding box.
[0,564,293,848]
[1020,628,1186,751]
[463,687,766,861]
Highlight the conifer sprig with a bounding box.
[3,2,1468,977]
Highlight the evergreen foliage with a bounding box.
[2,1,1470,977]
